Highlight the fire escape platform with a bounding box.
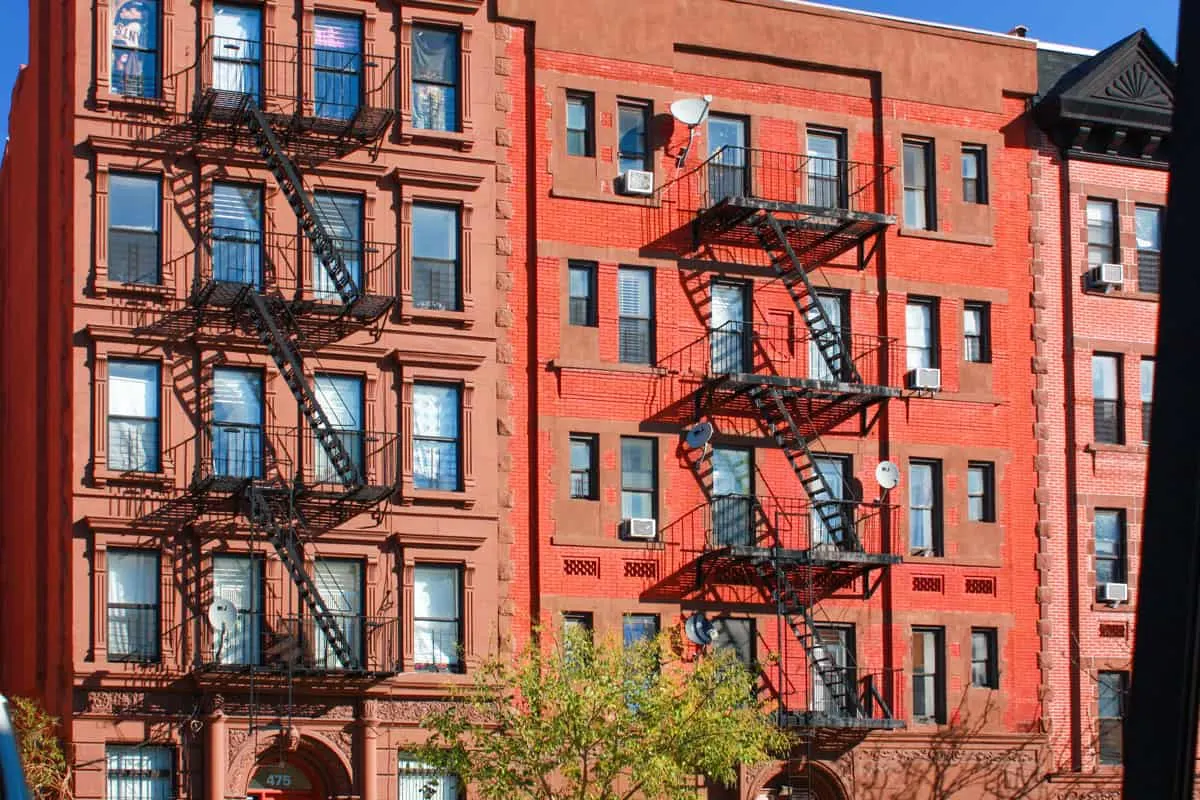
[717,372,901,400]
[192,89,396,145]
[778,710,905,731]
[696,198,894,265]
[722,545,900,568]
[694,547,900,596]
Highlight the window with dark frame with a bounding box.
[961,145,987,204]
[1098,671,1128,765]
[1136,205,1163,293]
[567,261,598,327]
[412,383,462,491]
[566,91,594,157]
[111,0,161,98]
[712,617,756,668]
[106,745,173,800]
[107,549,161,663]
[398,756,462,800]
[906,297,939,371]
[569,434,598,500]
[412,203,461,311]
[622,613,660,647]
[1141,357,1154,443]
[108,172,162,285]
[563,611,594,639]
[963,301,991,363]
[618,267,654,364]
[620,437,657,523]
[806,128,847,209]
[966,461,996,523]
[1092,353,1123,445]
[107,359,161,473]
[411,26,460,132]
[413,564,463,673]
[1094,509,1127,586]
[312,14,364,122]
[909,459,942,556]
[1087,199,1118,268]
[617,99,651,173]
[903,138,935,230]
[912,627,945,723]
[970,628,998,689]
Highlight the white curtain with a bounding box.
[211,182,261,285]
[313,374,364,483]
[905,302,932,371]
[107,550,158,659]
[212,368,263,478]
[398,756,460,800]
[212,3,261,95]
[810,456,846,546]
[811,629,850,714]
[413,566,460,670]
[908,463,934,552]
[710,282,746,373]
[412,384,460,490]
[212,555,261,665]
[108,360,158,472]
[312,559,363,668]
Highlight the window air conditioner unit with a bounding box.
[1100,582,1129,604]
[908,367,942,391]
[621,517,658,540]
[1092,263,1125,289]
[617,170,655,197]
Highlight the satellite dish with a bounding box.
[684,612,715,646]
[670,95,714,167]
[875,461,900,491]
[207,598,238,633]
[685,421,715,450]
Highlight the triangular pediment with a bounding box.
[1069,32,1175,110]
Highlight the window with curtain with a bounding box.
[707,115,747,200]
[211,182,263,287]
[909,460,942,556]
[108,173,161,285]
[903,139,935,230]
[618,268,654,364]
[810,454,851,548]
[106,745,173,800]
[398,756,461,800]
[712,618,755,668]
[1094,509,1126,586]
[1136,205,1162,293]
[413,383,461,491]
[111,0,160,98]
[711,446,752,546]
[566,92,594,157]
[108,359,160,473]
[970,628,998,689]
[413,204,460,311]
[313,374,365,484]
[211,367,264,478]
[808,291,848,381]
[963,301,990,363]
[1087,199,1118,268]
[211,554,263,666]
[312,559,364,669]
[414,565,462,672]
[620,437,656,523]
[806,129,846,209]
[211,3,262,97]
[568,261,597,326]
[107,549,160,662]
[710,281,748,374]
[911,627,944,722]
[618,100,650,172]
[412,26,459,132]
[906,298,937,371]
[1092,353,1123,444]
[313,14,363,120]
[812,626,854,715]
[312,192,363,300]
[961,145,987,204]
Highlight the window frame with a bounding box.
[966,461,996,523]
[1094,508,1128,587]
[905,296,940,372]
[1098,671,1128,766]
[911,626,946,724]
[411,202,462,312]
[620,436,658,523]
[412,563,464,673]
[805,127,849,209]
[565,90,595,158]
[397,754,462,800]
[970,628,999,689]
[412,382,463,493]
[1092,352,1124,445]
[1135,204,1163,293]
[110,0,162,99]
[622,613,660,647]
[568,433,599,500]
[105,744,174,800]
[567,260,598,327]
[902,138,936,231]
[712,617,757,669]
[908,459,943,556]
[617,266,655,365]
[106,548,162,664]
[562,611,594,638]
[210,365,266,480]
[617,98,651,173]
[962,301,991,364]
[107,171,163,286]
[106,358,162,474]
[410,24,461,133]
[1087,198,1119,269]
[961,145,988,204]
[1141,357,1154,443]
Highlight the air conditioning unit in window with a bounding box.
[1092,263,1125,289]
[621,517,658,540]
[617,170,655,196]
[1100,582,1129,604]
[908,367,942,391]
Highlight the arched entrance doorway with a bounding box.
[247,755,326,800]
[759,762,848,800]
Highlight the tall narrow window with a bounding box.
[1087,199,1118,268]
[966,462,995,523]
[1092,354,1123,444]
[903,139,935,230]
[1136,205,1163,293]
[620,437,657,522]
[569,434,598,500]
[313,14,363,120]
[212,3,262,97]
[107,359,160,473]
[111,0,160,98]
[808,291,849,382]
[565,91,594,157]
[108,173,161,285]
[313,374,365,484]
[412,383,461,491]
[806,129,846,209]
[412,26,460,131]
[970,628,998,689]
[711,281,750,375]
[312,558,364,669]
[617,100,650,173]
[911,627,945,723]
[906,298,938,371]
[414,565,463,672]
[909,460,942,556]
[563,611,594,641]
[1094,509,1127,586]
[962,301,990,363]
[106,745,173,800]
[1098,671,1128,765]
[211,554,264,666]
[107,549,160,663]
[211,181,263,287]
[568,261,598,327]
[812,626,855,716]
[810,454,852,548]
[313,192,364,300]
[1141,357,1154,443]
[712,446,753,547]
[961,145,987,204]
[397,756,461,800]
[618,268,654,364]
[412,204,461,311]
[211,367,264,479]
[622,614,659,647]
[707,115,748,200]
[712,618,756,668]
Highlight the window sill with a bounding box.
[404,487,475,509]
[92,280,173,301]
[549,184,659,208]
[548,358,667,376]
[1085,442,1147,455]
[1089,601,1135,614]
[93,89,174,116]
[551,534,665,551]
[1083,287,1159,303]
[897,227,995,247]
[402,307,475,329]
[400,127,475,152]
[92,467,173,491]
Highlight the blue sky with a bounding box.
[0,0,1180,146]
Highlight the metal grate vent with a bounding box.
[563,558,600,578]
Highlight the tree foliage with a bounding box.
[9,696,71,800]
[416,628,789,800]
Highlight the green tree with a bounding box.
[9,696,71,800]
[416,628,789,800]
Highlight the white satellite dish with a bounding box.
[685,421,715,450]
[875,460,900,491]
[207,598,238,633]
[670,95,713,167]
[684,611,715,646]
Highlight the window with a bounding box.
[962,302,990,363]
[1094,509,1127,586]
[108,173,161,285]
[1087,199,1118,268]
[411,26,459,132]
[1092,354,1123,444]
[909,460,942,556]
[1141,357,1154,443]
[807,129,846,208]
[412,383,461,491]
[1098,671,1128,765]
[412,204,461,311]
[620,437,657,522]
[212,182,264,288]
[313,192,364,300]
[568,261,597,327]
[111,0,160,98]
[563,611,594,639]
[107,549,160,663]
[966,462,995,523]
[106,745,172,800]
[810,454,852,548]
[970,628,998,689]
[211,554,263,666]
[617,100,650,173]
[1136,205,1163,293]
[707,115,748,200]
[712,618,756,668]
[569,434,598,500]
[313,559,364,669]
[618,268,654,364]
[811,626,855,716]
[565,91,594,157]
[961,145,987,204]
[712,446,753,547]
[212,4,262,97]
[313,374,365,484]
[906,298,938,371]
[107,360,160,473]
[903,139,935,230]
[413,565,463,672]
[211,367,264,479]
[911,627,945,723]
[622,613,659,647]
[398,756,461,800]
[313,14,363,120]
[808,291,849,382]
